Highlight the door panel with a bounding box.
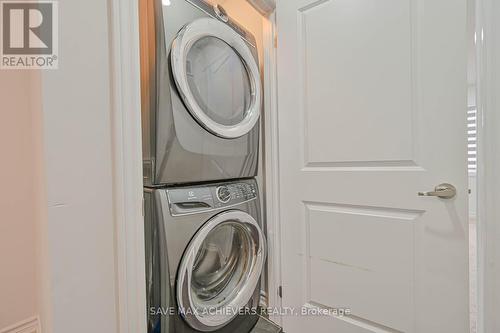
[307,203,416,332]
[276,0,468,332]
[301,0,413,165]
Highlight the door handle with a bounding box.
[418,183,457,199]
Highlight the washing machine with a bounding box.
[144,179,266,333]
[141,0,262,186]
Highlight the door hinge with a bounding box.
[278,285,283,298]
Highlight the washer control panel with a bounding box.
[167,180,258,216]
[213,182,257,207]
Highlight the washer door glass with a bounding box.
[171,18,261,139]
[177,211,265,331]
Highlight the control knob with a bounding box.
[216,186,231,203]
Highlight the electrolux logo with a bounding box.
[1,0,58,69]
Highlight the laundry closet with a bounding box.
[138,1,277,332]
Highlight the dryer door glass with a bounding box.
[177,211,265,331]
[171,18,262,139]
[186,36,251,127]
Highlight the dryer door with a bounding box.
[171,18,262,139]
[177,210,266,331]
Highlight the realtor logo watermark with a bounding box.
[1,1,58,69]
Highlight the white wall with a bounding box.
[39,0,118,332]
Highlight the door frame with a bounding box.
[475,0,500,332]
[262,10,283,326]
[108,0,147,332]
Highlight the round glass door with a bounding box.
[171,18,262,139]
[177,211,265,331]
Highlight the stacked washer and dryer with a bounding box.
[141,0,268,332]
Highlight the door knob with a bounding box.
[418,183,457,199]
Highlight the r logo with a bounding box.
[2,2,53,54]
[1,1,57,69]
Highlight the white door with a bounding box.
[276,0,469,332]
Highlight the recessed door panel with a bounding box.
[306,203,419,332]
[300,0,414,166]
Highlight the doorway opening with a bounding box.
[467,0,478,332]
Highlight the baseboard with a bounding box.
[0,317,40,333]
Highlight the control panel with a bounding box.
[213,182,257,208]
[167,180,258,216]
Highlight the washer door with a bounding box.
[177,210,266,331]
[171,18,262,139]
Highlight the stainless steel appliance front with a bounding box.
[141,0,261,186]
[144,179,266,333]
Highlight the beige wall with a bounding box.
[0,70,42,329]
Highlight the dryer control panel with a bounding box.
[167,180,258,216]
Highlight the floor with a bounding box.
[251,316,282,333]
[470,221,477,333]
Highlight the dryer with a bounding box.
[144,179,266,332]
[142,0,262,186]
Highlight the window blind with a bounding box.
[468,106,477,173]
